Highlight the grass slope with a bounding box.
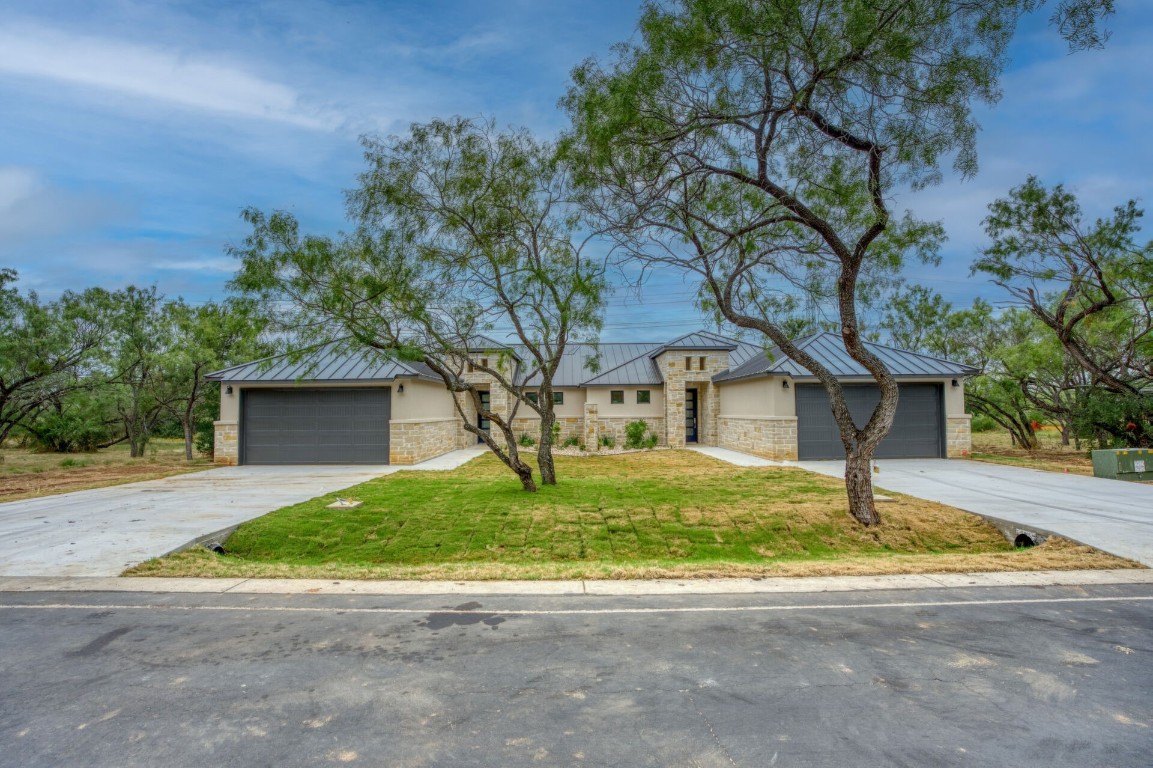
[131,450,1137,580]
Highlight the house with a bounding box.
[207,330,977,466]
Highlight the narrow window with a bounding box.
[685,356,692,371]
[480,357,489,369]
[636,390,651,404]
[610,390,624,404]
[699,356,706,371]
[553,391,564,405]
[526,392,539,405]
[468,361,475,373]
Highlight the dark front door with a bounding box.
[241,388,390,465]
[795,383,945,460]
[685,388,699,443]
[477,391,491,443]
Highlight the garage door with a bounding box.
[241,389,391,465]
[796,383,943,460]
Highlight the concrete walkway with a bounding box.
[0,447,486,578]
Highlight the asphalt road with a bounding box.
[1,584,1151,767]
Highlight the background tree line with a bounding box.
[0,270,269,460]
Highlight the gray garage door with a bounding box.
[796,383,944,460]
[241,389,391,465]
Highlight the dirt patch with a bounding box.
[0,463,207,503]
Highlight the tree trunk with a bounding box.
[845,450,880,526]
[537,407,557,486]
[182,417,194,462]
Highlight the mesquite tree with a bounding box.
[563,0,1037,524]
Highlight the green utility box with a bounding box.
[1091,448,1153,482]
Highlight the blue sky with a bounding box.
[2,1,1150,342]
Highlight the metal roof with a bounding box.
[648,330,738,358]
[206,342,440,383]
[712,332,980,382]
[519,343,661,387]
[579,344,664,386]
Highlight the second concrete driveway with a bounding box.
[798,458,1153,566]
[0,448,486,578]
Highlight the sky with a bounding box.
[2,0,1150,342]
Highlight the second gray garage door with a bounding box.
[796,383,944,460]
[242,388,390,465]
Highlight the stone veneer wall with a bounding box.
[655,351,732,448]
[717,416,798,460]
[213,420,238,465]
[946,415,972,458]
[389,418,462,464]
[597,417,668,447]
[510,416,584,445]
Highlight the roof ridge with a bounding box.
[580,345,660,385]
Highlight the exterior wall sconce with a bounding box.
[225,385,233,395]
[782,380,790,389]
[397,383,405,394]
[951,379,959,387]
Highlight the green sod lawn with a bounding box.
[129,450,1136,580]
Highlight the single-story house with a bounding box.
[207,330,977,466]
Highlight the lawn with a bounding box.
[971,427,1094,475]
[129,450,1135,580]
[0,438,213,503]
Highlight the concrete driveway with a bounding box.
[0,447,486,578]
[797,458,1153,566]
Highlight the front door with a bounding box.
[477,391,491,443]
[685,388,698,443]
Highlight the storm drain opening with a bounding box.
[1014,533,1037,549]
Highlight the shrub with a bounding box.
[59,457,91,469]
[563,436,580,448]
[599,434,615,448]
[518,432,536,447]
[624,420,649,449]
[551,421,561,444]
[970,414,998,433]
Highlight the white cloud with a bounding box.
[0,166,122,246]
[0,23,343,130]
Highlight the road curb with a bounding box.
[1,568,1150,596]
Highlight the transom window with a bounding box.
[526,392,539,405]
[553,391,564,405]
[610,390,624,404]
[637,390,651,404]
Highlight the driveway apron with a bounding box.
[796,459,1153,566]
[0,447,485,577]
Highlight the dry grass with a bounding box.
[971,427,1095,475]
[126,450,1139,580]
[0,439,213,503]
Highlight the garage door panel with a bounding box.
[797,383,943,460]
[242,389,390,465]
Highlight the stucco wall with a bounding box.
[391,379,457,420]
[717,377,795,418]
[585,386,665,418]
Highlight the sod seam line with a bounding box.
[1,595,1151,616]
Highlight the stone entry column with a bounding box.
[584,402,600,451]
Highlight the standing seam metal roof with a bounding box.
[206,343,440,383]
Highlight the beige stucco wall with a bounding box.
[506,387,587,421]
[585,386,665,418]
[717,377,795,418]
[391,379,457,420]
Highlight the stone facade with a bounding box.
[510,416,584,446]
[389,418,464,465]
[717,416,798,460]
[946,415,972,458]
[596,417,668,448]
[213,420,238,466]
[655,351,732,448]
[584,403,600,451]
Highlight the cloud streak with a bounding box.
[0,23,341,130]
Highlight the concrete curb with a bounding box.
[1,568,1150,596]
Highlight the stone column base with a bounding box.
[947,414,972,458]
[213,420,238,465]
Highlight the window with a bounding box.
[685,356,692,371]
[553,391,564,405]
[481,357,489,369]
[526,392,539,405]
[610,390,624,404]
[699,356,706,371]
[636,390,651,404]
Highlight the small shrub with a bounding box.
[624,420,649,449]
[599,434,615,448]
[970,414,998,433]
[551,422,561,444]
[518,432,536,447]
[563,436,580,448]
[643,433,658,449]
[59,457,91,469]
